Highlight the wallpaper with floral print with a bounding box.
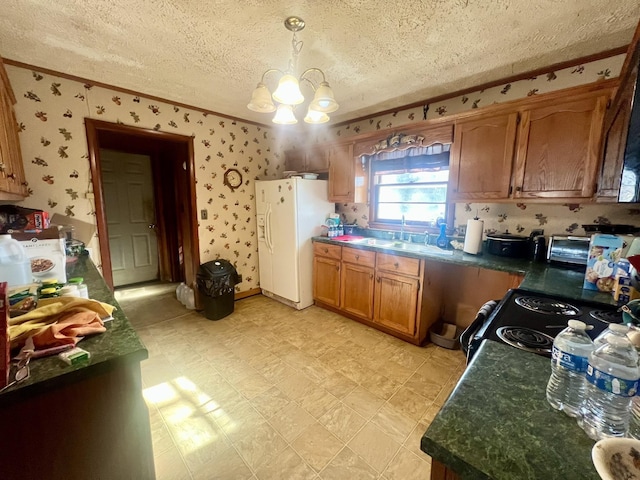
[331,52,640,237]
[6,65,287,293]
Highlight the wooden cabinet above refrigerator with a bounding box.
[0,56,28,200]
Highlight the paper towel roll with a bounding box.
[463,219,484,254]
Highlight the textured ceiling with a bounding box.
[1,1,639,126]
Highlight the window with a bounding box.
[375,170,449,225]
[365,144,451,229]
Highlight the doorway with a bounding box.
[85,119,200,293]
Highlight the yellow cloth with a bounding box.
[8,297,115,347]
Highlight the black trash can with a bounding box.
[197,259,238,320]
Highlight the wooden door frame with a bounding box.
[85,118,199,291]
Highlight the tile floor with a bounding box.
[115,284,466,480]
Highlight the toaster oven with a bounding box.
[546,235,590,267]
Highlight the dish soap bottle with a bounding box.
[436,223,448,249]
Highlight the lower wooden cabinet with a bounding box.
[341,262,375,319]
[313,241,433,344]
[374,270,419,336]
[312,241,524,345]
[312,243,342,307]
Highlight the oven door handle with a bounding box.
[460,300,498,360]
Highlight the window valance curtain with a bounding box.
[362,144,451,175]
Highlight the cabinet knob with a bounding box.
[0,163,5,173]
[394,262,399,268]
[376,276,381,283]
[370,274,373,280]
[515,186,522,192]
[21,181,28,187]
[355,255,359,260]
[323,248,328,253]
[7,173,16,180]
[336,265,340,271]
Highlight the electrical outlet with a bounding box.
[458,224,467,236]
[201,209,208,220]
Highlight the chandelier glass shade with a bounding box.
[247,17,339,125]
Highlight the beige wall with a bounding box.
[6,65,289,293]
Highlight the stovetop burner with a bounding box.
[589,309,623,324]
[496,326,555,354]
[514,296,581,316]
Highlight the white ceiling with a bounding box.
[1,1,639,126]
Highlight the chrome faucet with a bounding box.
[400,215,405,242]
[424,231,430,246]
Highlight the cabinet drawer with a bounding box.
[376,253,421,276]
[342,247,376,268]
[313,242,342,260]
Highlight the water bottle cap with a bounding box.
[568,320,587,330]
[609,324,630,334]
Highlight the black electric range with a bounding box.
[461,288,623,362]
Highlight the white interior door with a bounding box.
[101,149,159,286]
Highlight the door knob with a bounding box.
[148,224,157,229]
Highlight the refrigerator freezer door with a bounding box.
[255,178,333,309]
[265,180,300,302]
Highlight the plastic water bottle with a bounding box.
[176,282,187,305]
[546,320,594,417]
[593,323,630,349]
[581,333,640,440]
[626,325,640,439]
[0,234,32,287]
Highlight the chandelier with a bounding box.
[247,16,339,125]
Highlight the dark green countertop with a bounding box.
[420,340,599,480]
[312,236,617,306]
[0,255,148,406]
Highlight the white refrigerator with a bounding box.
[256,178,334,309]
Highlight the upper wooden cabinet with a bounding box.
[512,95,608,199]
[328,142,360,203]
[0,57,27,200]
[598,23,640,202]
[284,146,328,172]
[449,85,613,202]
[449,112,518,201]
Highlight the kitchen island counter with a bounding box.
[0,255,154,480]
[420,340,599,480]
[313,236,616,306]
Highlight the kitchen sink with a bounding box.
[390,242,454,255]
[350,238,395,247]
[344,238,454,255]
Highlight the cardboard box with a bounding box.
[614,259,640,303]
[583,234,636,292]
[0,206,49,232]
[50,214,96,245]
[10,227,67,283]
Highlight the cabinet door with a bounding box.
[313,255,341,307]
[305,146,329,172]
[284,149,306,172]
[0,93,13,194]
[512,95,608,199]
[373,270,419,336]
[449,112,518,201]
[0,62,27,199]
[341,262,375,320]
[3,97,27,196]
[328,143,355,202]
[598,68,637,201]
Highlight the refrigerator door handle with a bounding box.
[265,204,274,254]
